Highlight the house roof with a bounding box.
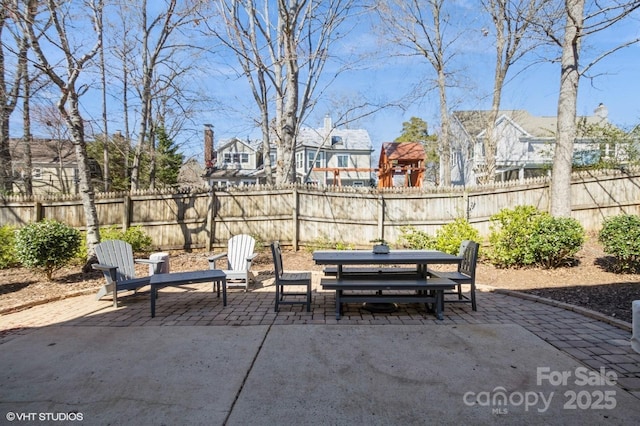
[296,127,373,151]
[217,137,261,152]
[203,167,264,179]
[9,138,76,167]
[379,142,425,161]
[452,110,608,139]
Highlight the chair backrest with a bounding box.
[94,240,136,282]
[227,234,256,271]
[458,240,480,280]
[270,241,284,281]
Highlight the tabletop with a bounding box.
[149,269,227,285]
[312,249,462,265]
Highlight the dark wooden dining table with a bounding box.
[312,249,463,278]
[313,249,462,319]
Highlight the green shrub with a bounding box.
[0,225,18,269]
[434,218,481,255]
[398,226,436,249]
[528,216,584,268]
[488,205,584,268]
[598,214,640,273]
[100,225,153,253]
[72,235,89,265]
[14,219,82,280]
[488,205,545,267]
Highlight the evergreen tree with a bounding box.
[395,117,431,142]
[394,117,439,173]
[155,127,184,188]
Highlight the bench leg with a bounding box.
[151,285,157,318]
[222,278,227,306]
[435,290,444,320]
[335,290,342,320]
[471,283,477,311]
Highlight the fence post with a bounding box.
[206,189,216,250]
[292,188,299,251]
[123,195,131,230]
[34,201,43,222]
[377,194,385,241]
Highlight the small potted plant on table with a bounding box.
[371,239,390,254]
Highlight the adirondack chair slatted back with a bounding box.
[227,234,256,271]
[95,240,136,283]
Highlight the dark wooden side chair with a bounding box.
[428,240,480,311]
[270,241,312,312]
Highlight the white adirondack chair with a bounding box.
[93,240,164,307]
[208,234,257,291]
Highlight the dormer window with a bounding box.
[223,152,249,164]
[331,136,343,146]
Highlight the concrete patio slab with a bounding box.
[0,326,268,425]
[1,287,639,425]
[229,324,639,425]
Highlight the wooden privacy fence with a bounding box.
[1,168,639,251]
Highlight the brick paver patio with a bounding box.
[1,272,638,399]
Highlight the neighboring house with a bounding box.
[377,142,426,188]
[299,116,374,186]
[203,137,266,187]
[178,158,207,188]
[204,116,374,187]
[9,138,102,196]
[450,104,618,185]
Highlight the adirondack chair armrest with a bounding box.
[208,252,228,261]
[208,252,228,269]
[135,258,165,275]
[134,258,164,264]
[92,263,119,284]
[246,252,258,269]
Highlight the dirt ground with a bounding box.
[1,239,638,323]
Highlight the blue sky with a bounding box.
[8,3,640,163]
[202,8,640,161]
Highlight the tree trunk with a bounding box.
[22,66,33,196]
[99,7,110,192]
[0,116,11,193]
[437,68,451,187]
[551,0,584,217]
[260,111,273,185]
[60,93,100,266]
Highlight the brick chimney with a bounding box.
[204,124,215,168]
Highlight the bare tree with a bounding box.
[21,51,33,196]
[0,0,29,193]
[124,0,204,191]
[209,0,357,184]
[98,3,109,191]
[550,0,640,217]
[20,0,103,265]
[375,0,467,187]
[478,0,558,184]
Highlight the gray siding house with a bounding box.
[450,104,618,185]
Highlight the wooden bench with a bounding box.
[320,276,455,320]
[322,266,420,277]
